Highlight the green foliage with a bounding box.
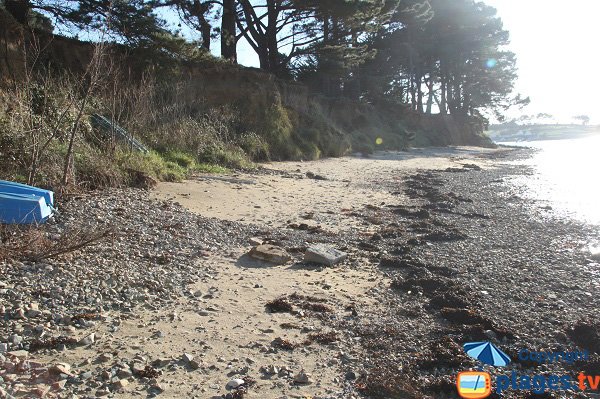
[163,150,196,168]
[236,132,270,161]
[118,151,187,182]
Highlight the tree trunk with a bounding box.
[446,79,454,114]
[191,0,211,51]
[409,75,417,111]
[5,0,30,25]
[266,0,279,73]
[323,14,330,43]
[332,16,339,43]
[440,74,447,114]
[426,75,434,114]
[221,0,237,61]
[416,72,424,113]
[200,19,211,51]
[258,48,269,70]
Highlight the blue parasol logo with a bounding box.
[464,341,512,367]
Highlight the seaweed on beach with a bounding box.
[29,336,78,352]
[266,293,332,316]
[299,301,332,313]
[567,320,600,354]
[355,369,422,399]
[414,337,473,370]
[279,322,301,330]
[265,297,293,313]
[288,292,328,303]
[71,312,101,321]
[135,365,161,379]
[272,337,300,350]
[308,331,338,344]
[440,307,490,325]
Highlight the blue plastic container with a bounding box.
[0,181,55,224]
[0,180,54,207]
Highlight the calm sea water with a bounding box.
[498,135,600,227]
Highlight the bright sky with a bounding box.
[484,0,600,124]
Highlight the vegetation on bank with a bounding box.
[0,0,521,192]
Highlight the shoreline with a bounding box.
[1,147,599,398]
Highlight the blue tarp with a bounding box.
[0,180,55,224]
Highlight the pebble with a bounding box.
[113,379,129,390]
[293,370,313,385]
[51,362,71,373]
[98,353,113,362]
[226,378,245,389]
[79,333,95,346]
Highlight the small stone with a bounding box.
[226,378,245,389]
[7,350,29,360]
[152,358,171,368]
[13,308,25,319]
[294,370,312,384]
[304,245,348,266]
[96,388,111,396]
[98,353,113,362]
[8,335,22,345]
[188,360,201,370]
[117,367,133,378]
[113,379,129,390]
[345,370,357,380]
[0,343,7,353]
[81,371,93,380]
[150,383,164,393]
[49,362,72,376]
[52,380,67,390]
[248,237,263,246]
[132,363,146,374]
[79,333,95,346]
[182,353,194,363]
[248,245,291,265]
[260,365,279,375]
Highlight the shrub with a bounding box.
[236,132,270,161]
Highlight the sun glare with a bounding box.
[485,0,600,123]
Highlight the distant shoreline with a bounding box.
[487,123,600,142]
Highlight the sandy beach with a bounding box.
[1,146,599,399]
[152,147,499,230]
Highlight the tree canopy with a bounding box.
[1,0,526,119]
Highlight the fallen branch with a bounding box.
[0,225,114,262]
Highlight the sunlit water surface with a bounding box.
[499,135,600,229]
